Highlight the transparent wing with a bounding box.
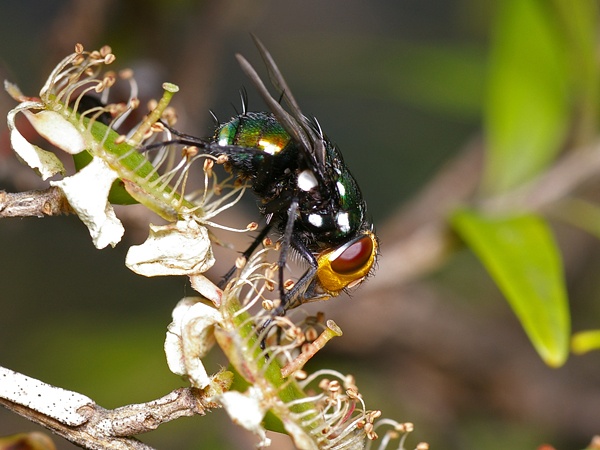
[236,37,327,167]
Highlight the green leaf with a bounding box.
[571,330,600,355]
[484,0,569,194]
[553,0,600,144]
[451,209,570,367]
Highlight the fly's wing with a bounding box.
[251,36,302,122]
[236,37,327,169]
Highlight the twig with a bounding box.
[0,366,216,449]
[0,186,72,218]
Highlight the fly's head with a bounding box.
[314,229,378,296]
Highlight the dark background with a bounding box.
[0,1,598,449]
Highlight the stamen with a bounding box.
[128,83,178,146]
[281,320,343,378]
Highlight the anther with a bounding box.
[100,45,112,57]
[73,55,85,66]
[150,122,165,133]
[318,378,330,391]
[367,410,382,422]
[119,69,134,80]
[103,75,116,88]
[396,422,414,433]
[293,370,307,380]
[304,326,318,342]
[346,387,360,400]
[162,107,177,125]
[182,146,198,159]
[262,299,275,311]
[364,423,377,440]
[328,380,341,394]
[203,158,214,175]
[235,256,246,269]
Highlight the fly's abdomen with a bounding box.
[216,112,291,155]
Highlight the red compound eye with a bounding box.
[330,235,374,275]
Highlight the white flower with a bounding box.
[50,157,124,249]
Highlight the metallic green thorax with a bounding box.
[216,112,290,155]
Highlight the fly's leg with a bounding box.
[274,198,299,312]
[218,223,272,289]
[259,199,322,349]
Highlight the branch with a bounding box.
[0,187,72,218]
[366,137,600,292]
[0,366,216,449]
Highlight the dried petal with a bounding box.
[50,157,124,248]
[125,219,215,277]
[165,297,222,388]
[23,110,86,154]
[7,105,65,180]
[218,388,270,447]
[189,274,222,307]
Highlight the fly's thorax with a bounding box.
[216,112,291,155]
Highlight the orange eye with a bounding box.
[330,235,374,275]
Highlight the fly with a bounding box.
[161,36,378,325]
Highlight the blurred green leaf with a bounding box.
[571,330,600,355]
[484,0,569,194]
[551,198,600,240]
[553,0,600,144]
[451,209,570,367]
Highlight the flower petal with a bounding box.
[165,297,222,388]
[218,388,271,447]
[50,157,124,248]
[23,110,86,155]
[189,274,222,307]
[125,219,215,277]
[7,105,65,180]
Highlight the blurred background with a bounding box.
[0,1,599,449]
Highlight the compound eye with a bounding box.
[330,235,374,275]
